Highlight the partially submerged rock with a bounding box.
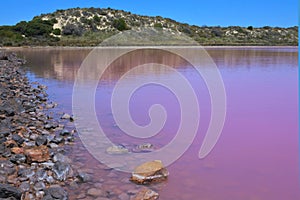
[131,160,169,184]
[133,143,154,153]
[132,188,159,200]
[43,186,68,200]
[52,161,72,181]
[106,145,129,154]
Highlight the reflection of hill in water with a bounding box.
[12,48,90,81]
[6,47,298,82]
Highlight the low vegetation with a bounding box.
[0,7,298,46]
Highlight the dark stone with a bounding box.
[34,181,46,191]
[17,169,35,181]
[43,186,68,200]
[77,172,91,183]
[0,99,24,116]
[10,154,26,164]
[44,123,58,130]
[0,160,16,176]
[36,135,48,146]
[59,129,70,136]
[19,182,30,192]
[0,144,11,157]
[36,94,47,101]
[0,183,22,200]
[52,136,64,144]
[0,137,7,144]
[66,136,74,142]
[52,161,71,181]
[36,169,47,181]
[0,143,7,154]
[11,134,24,145]
[22,102,35,111]
[0,131,10,138]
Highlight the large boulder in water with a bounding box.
[130,160,169,184]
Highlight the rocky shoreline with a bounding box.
[0,52,168,200]
[0,52,78,200]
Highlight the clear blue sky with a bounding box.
[0,0,297,27]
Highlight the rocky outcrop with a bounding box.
[0,52,75,199]
[131,160,169,184]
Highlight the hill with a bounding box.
[0,7,298,46]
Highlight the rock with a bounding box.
[19,182,30,192]
[43,186,68,200]
[132,188,159,200]
[36,191,45,199]
[44,124,53,130]
[52,161,71,181]
[77,172,91,183]
[7,176,18,185]
[34,181,46,191]
[0,144,11,157]
[130,160,169,184]
[45,104,55,109]
[36,169,47,181]
[23,141,36,147]
[10,154,26,164]
[36,135,48,146]
[44,123,58,130]
[106,145,129,154]
[24,145,50,163]
[87,188,103,197]
[11,134,24,146]
[5,140,17,148]
[61,113,72,120]
[53,153,71,163]
[49,143,59,148]
[0,183,22,200]
[11,147,24,154]
[59,129,70,136]
[18,169,35,181]
[133,143,154,153]
[52,136,64,144]
[0,160,16,176]
[41,161,55,169]
[0,137,7,144]
[46,176,55,184]
[65,136,74,142]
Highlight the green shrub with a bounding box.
[93,15,101,23]
[62,23,84,36]
[53,28,61,35]
[154,23,163,29]
[112,18,129,31]
[247,26,253,31]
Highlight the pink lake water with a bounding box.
[9,47,299,200]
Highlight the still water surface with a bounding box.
[8,47,299,200]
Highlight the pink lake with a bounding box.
[10,47,299,200]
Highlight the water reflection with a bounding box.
[7,47,298,82]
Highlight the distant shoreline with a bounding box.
[1,45,297,51]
